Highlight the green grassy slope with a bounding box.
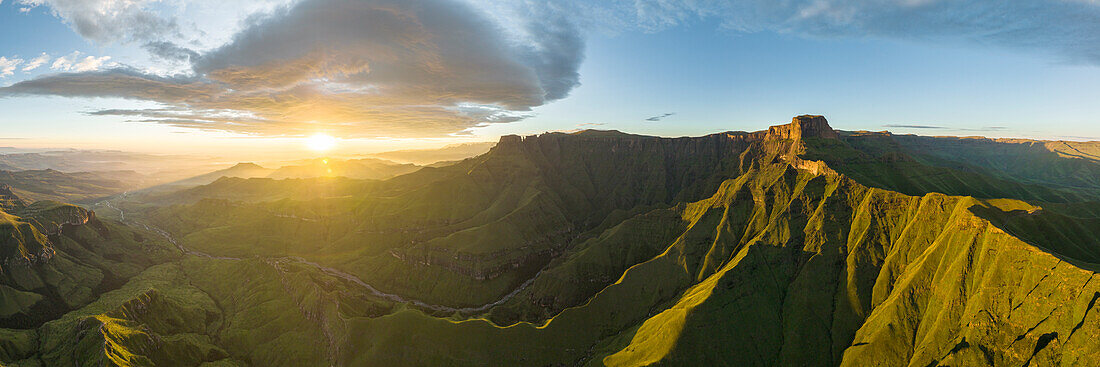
[7,165,1096,366]
[0,191,177,330]
[1,255,400,367]
[891,135,1100,195]
[134,129,763,308]
[806,133,1095,203]
[597,173,1099,366]
[3,116,1099,366]
[332,163,1100,366]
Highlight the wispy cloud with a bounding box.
[50,51,77,71]
[70,55,111,72]
[0,57,22,77]
[22,53,50,72]
[48,51,111,72]
[645,112,675,122]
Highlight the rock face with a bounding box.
[0,185,26,211]
[32,205,95,236]
[767,114,839,140]
[497,134,523,146]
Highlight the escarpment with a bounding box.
[21,202,96,235]
[0,188,176,329]
[488,115,840,217]
[766,114,840,140]
[20,115,1096,367]
[1,200,99,265]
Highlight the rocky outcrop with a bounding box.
[497,134,523,147]
[0,185,26,212]
[27,205,95,236]
[0,241,54,268]
[0,203,96,269]
[767,115,840,140]
[786,156,839,176]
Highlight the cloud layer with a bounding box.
[2,0,584,137]
[4,0,1100,137]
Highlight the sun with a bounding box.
[304,133,337,152]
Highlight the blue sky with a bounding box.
[1,0,1099,158]
[488,21,1100,140]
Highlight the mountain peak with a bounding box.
[767,115,839,140]
[230,162,265,170]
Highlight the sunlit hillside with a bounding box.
[2,0,1099,365]
[2,116,1098,366]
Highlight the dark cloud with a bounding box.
[1,0,585,138]
[0,69,217,102]
[143,42,200,63]
[515,2,584,101]
[645,112,675,122]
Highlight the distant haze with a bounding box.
[367,142,496,165]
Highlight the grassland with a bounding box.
[2,117,1099,366]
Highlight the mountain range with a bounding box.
[0,115,1098,366]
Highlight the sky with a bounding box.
[0,0,1099,159]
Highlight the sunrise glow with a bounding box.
[304,134,337,152]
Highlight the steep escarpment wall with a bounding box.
[490,115,844,224]
[766,115,840,140]
[494,130,757,213]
